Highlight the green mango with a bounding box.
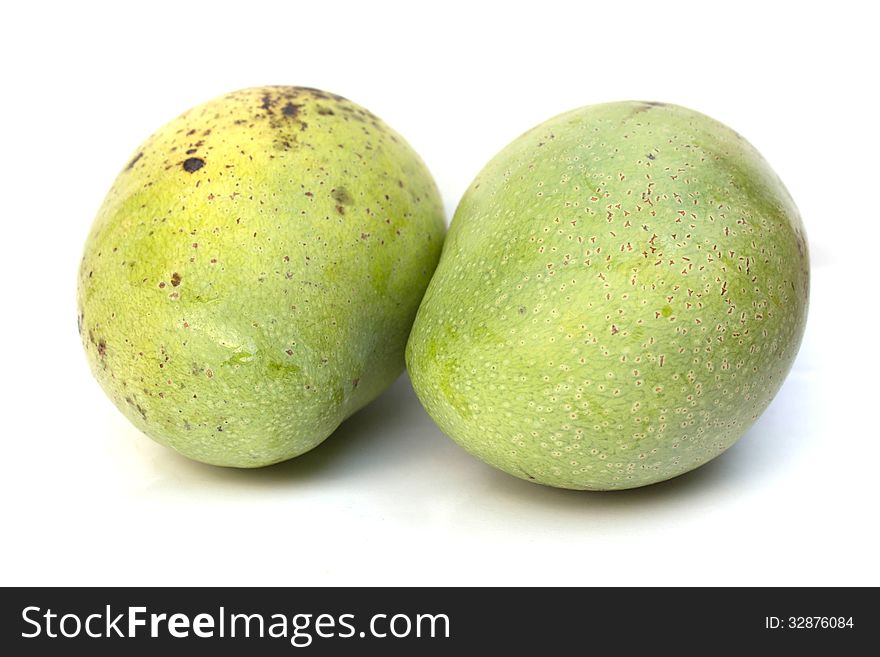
[407,101,808,490]
[78,86,445,467]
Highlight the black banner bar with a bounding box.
[1,587,874,654]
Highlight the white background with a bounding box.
[1,0,878,586]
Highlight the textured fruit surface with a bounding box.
[407,101,808,490]
[78,86,445,467]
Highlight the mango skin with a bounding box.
[78,86,445,467]
[406,101,808,490]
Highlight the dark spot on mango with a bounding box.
[171,272,181,287]
[126,152,143,170]
[97,339,107,357]
[282,102,301,118]
[331,187,352,205]
[183,158,205,173]
[298,87,330,99]
[316,107,335,116]
[647,153,656,160]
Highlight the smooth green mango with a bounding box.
[407,101,808,490]
[79,86,444,467]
